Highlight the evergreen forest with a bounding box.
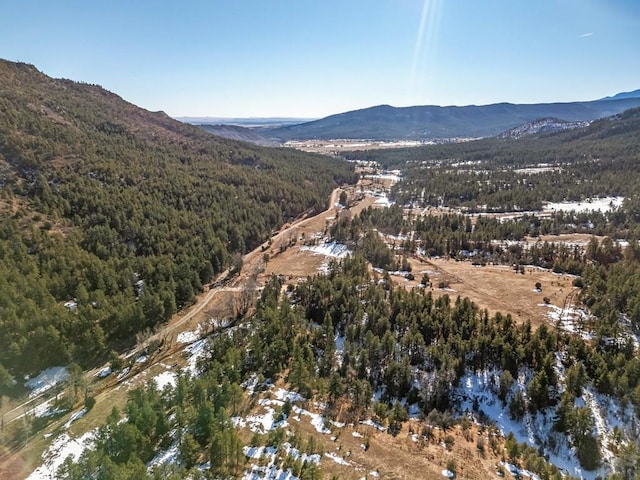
[0,60,355,377]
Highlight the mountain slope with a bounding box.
[498,117,589,139]
[197,124,279,146]
[0,59,355,376]
[600,88,640,101]
[264,96,640,140]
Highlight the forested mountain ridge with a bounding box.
[0,59,356,377]
[264,96,640,141]
[345,108,640,221]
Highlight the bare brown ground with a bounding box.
[259,195,376,283]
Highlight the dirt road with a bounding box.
[0,186,344,428]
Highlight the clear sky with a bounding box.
[2,0,639,118]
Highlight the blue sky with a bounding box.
[2,0,639,117]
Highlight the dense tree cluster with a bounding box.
[59,251,639,476]
[0,60,355,376]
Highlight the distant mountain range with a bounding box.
[254,92,640,142]
[600,89,640,102]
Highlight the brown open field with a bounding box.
[284,139,424,154]
[395,257,574,328]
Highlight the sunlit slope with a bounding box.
[0,59,355,376]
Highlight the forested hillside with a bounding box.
[264,97,640,141]
[0,60,355,377]
[57,253,640,479]
[346,108,640,221]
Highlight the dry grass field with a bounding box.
[402,257,576,327]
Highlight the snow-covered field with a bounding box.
[543,196,624,213]
[300,242,351,259]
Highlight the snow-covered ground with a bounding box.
[242,442,320,480]
[300,242,351,259]
[26,430,96,480]
[183,338,208,376]
[325,451,350,466]
[245,398,288,433]
[176,330,199,344]
[14,399,65,421]
[364,173,402,183]
[63,408,87,429]
[301,242,353,273]
[454,368,630,479]
[25,366,68,398]
[373,195,394,207]
[543,196,624,213]
[541,303,594,340]
[148,439,180,470]
[230,385,376,478]
[152,370,177,390]
[95,366,112,378]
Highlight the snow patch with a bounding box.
[541,304,593,340]
[184,338,208,376]
[324,451,350,465]
[63,408,87,429]
[95,366,112,378]
[148,440,179,470]
[26,430,96,480]
[25,367,68,398]
[176,330,199,344]
[153,371,177,390]
[273,388,306,403]
[301,242,351,259]
[543,196,624,213]
[360,419,386,431]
